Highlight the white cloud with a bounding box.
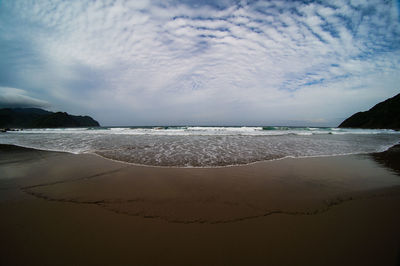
[0,0,399,125]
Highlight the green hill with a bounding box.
[0,108,100,128]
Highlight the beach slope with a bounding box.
[1,144,400,265]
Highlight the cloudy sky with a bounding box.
[0,0,399,126]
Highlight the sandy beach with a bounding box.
[1,144,400,266]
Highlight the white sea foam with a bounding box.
[10,126,399,136]
[1,126,399,167]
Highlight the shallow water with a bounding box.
[1,126,399,167]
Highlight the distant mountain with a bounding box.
[0,108,100,128]
[339,93,400,130]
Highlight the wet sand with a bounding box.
[1,144,400,265]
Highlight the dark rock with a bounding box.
[371,144,400,174]
[0,108,100,128]
[339,93,400,130]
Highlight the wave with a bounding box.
[1,126,399,167]
[7,126,400,136]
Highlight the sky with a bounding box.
[0,0,399,126]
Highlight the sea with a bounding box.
[1,126,399,167]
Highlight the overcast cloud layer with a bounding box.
[0,0,399,126]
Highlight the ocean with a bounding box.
[1,126,399,167]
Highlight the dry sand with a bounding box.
[0,144,400,265]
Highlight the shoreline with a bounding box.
[1,143,400,265]
[2,143,400,222]
[1,141,400,169]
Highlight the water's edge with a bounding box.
[2,142,399,169]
